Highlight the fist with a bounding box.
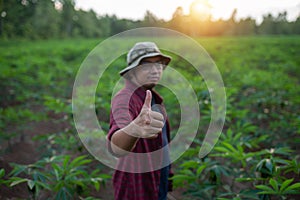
[131,90,165,138]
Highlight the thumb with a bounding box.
[143,90,152,109]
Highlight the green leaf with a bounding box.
[10,178,28,187]
[63,155,71,169]
[280,178,294,192]
[237,145,244,153]
[284,182,300,192]
[65,171,84,180]
[70,155,91,168]
[214,147,230,153]
[255,185,276,194]
[91,178,100,191]
[265,159,273,173]
[0,169,5,178]
[269,178,278,192]
[255,184,274,193]
[52,163,61,180]
[233,132,242,142]
[196,165,206,177]
[274,147,293,156]
[273,158,289,165]
[236,177,257,182]
[180,160,198,169]
[8,164,27,176]
[257,191,277,195]
[98,173,112,180]
[27,180,35,190]
[222,142,236,152]
[171,174,195,182]
[71,180,85,188]
[35,181,51,190]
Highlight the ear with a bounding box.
[123,70,133,80]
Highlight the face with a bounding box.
[131,56,164,89]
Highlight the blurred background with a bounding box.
[0,0,299,199]
[0,0,299,38]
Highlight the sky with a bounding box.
[75,0,300,24]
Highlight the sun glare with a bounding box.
[184,0,240,21]
[209,0,237,20]
[190,0,212,20]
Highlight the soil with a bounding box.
[0,110,184,200]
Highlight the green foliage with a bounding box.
[171,36,300,199]
[1,1,300,39]
[1,37,299,199]
[8,155,110,199]
[256,178,300,197]
[0,168,10,186]
[0,38,111,198]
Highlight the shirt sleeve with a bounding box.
[106,91,135,153]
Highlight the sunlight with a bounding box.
[189,0,212,20]
[54,1,63,11]
[187,0,240,21]
[209,0,238,20]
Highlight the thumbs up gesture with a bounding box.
[130,90,165,138]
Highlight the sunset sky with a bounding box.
[75,0,300,23]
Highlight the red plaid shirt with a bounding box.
[107,80,173,200]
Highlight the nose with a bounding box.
[150,65,160,73]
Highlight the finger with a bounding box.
[147,133,159,139]
[145,127,162,135]
[150,118,164,128]
[150,111,164,122]
[142,90,152,109]
[151,104,167,121]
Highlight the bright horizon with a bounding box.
[75,0,300,24]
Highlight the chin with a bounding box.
[143,83,156,89]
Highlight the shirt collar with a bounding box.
[125,79,163,104]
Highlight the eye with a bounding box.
[140,60,163,65]
[140,61,152,65]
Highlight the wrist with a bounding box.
[123,121,141,138]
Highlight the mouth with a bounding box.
[148,77,160,81]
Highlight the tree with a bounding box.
[225,9,238,35]
[0,0,3,36]
[1,0,36,38]
[98,14,112,37]
[31,0,60,39]
[169,6,188,34]
[235,17,256,35]
[59,0,75,37]
[143,10,158,26]
[73,9,104,38]
[292,15,300,34]
[274,11,291,34]
[259,13,276,34]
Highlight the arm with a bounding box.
[110,124,139,156]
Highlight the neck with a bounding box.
[129,77,155,90]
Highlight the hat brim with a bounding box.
[119,53,171,76]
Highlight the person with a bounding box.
[107,42,173,200]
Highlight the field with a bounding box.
[0,36,300,199]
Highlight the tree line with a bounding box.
[1,0,299,39]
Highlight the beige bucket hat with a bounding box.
[120,42,171,76]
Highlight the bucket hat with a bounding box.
[120,42,171,76]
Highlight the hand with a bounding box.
[128,90,164,138]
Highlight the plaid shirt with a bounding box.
[107,80,173,200]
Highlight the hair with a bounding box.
[123,69,135,80]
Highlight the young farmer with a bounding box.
[107,42,173,200]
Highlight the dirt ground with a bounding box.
[0,117,184,200]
